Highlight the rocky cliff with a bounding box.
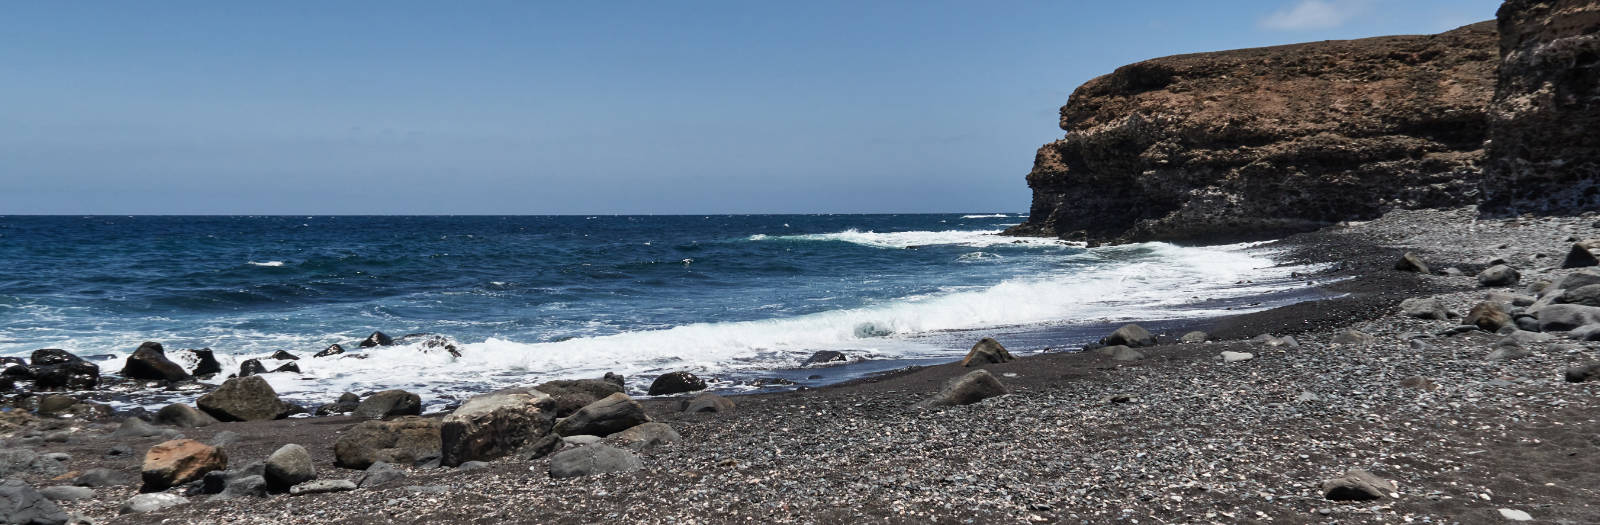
[1484,0,1600,214]
[1008,22,1501,244]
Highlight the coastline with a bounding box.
[7,206,1597,523]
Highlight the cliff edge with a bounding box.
[1008,22,1499,244]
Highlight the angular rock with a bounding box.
[553,393,651,438]
[141,439,227,492]
[1394,253,1430,274]
[682,392,735,414]
[1477,264,1521,287]
[210,474,267,501]
[268,350,299,361]
[1551,270,1600,297]
[1560,284,1600,307]
[1399,297,1453,320]
[605,422,681,451]
[1322,469,1395,501]
[357,461,405,488]
[36,486,92,502]
[121,342,190,382]
[918,369,1007,407]
[264,444,316,492]
[547,444,642,479]
[237,359,266,377]
[153,403,218,428]
[270,362,300,374]
[196,375,291,422]
[35,395,77,416]
[1330,329,1376,346]
[801,350,847,366]
[29,349,82,367]
[440,390,554,467]
[360,331,394,348]
[314,344,344,358]
[1220,351,1254,363]
[1464,302,1513,332]
[646,371,707,396]
[1563,240,1600,268]
[1499,509,1534,522]
[73,468,131,488]
[960,338,1015,367]
[353,389,422,420]
[517,433,565,461]
[1101,324,1156,348]
[315,392,362,416]
[1565,362,1600,383]
[120,493,188,514]
[0,449,67,479]
[532,379,625,418]
[288,479,355,496]
[110,418,176,440]
[1179,331,1208,343]
[30,360,99,391]
[333,416,442,469]
[0,480,68,525]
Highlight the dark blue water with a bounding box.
[0,215,1312,408]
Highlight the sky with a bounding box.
[0,0,1503,215]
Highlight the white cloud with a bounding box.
[1259,0,1371,31]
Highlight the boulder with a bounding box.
[532,379,625,418]
[36,486,92,502]
[357,461,405,488]
[333,416,442,469]
[1101,324,1156,347]
[1322,469,1395,501]
[1537,304,1600,332]
[35,395,78,416]
[1550,270,1600,296]
[73,468,132,488]
[209,475,267,500]
[1465,302,1513,332]
[1562,240,1600,268]
[1399,297,1453,320]
[960,338,1015,366]
[1093,345,1143,361]
[682,393,735,414]
[440,390,555,467]
[288,479,355,496]
[605,422,681,451]
[1572,324,1600,341]
[602,372,625,387]
[153,403,219,428]
[121,342,190,382]
[177,348,222,377]
[141,439,227,492]
[801,350,847,366]
[647,371,707,396]
[1221,351,1255,363]
[270,362,300,374]
[360,331,394,348]
[0,449,68,479]
[1394,253,1430,274]
[111,418,178,440]
[1486,345,1533,361]
[517,433,565,461]
[552,393,651,437]
[1179,331,1208,343]
[353,389,422,420]
[547,444,642,479]
[120,493,188,514]
[315,392,362,416]
[918,369,1007,407]
[31,360,99,391]
[1477,264,1521,287]
[314,344,344,358]
[1330,329,1376,346]
[1559,284,1600,307]
[1564,362,1600,383]
[0,480,68,525]
[196,375,291,422]
[268,350,299,361]
[263,444,316,492]
[29,349,82,367]
[238,359,267,377]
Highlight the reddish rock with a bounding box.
[141,439,227,492]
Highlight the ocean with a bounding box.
[0,215,1321,411]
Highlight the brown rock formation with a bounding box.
[1483,0,1600,213]
[1008,22,1498,243]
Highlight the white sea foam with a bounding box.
[247,261,285,267]
[749,229,1073,249]
[960,214,1010,219]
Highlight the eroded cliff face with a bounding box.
[1484,0,1600,214]
[1009,22,1499,243]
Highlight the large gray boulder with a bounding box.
[263,444,315,492]
[1537,304,1600,332]
[1101,324,1156,347]
[356,462,405,489]
[0,480,68,525]
[959,338,1015,366]
[917,369,1007,408]
[547,444,642,479]
[352,390,422,420]
[439,390,554,467]
[333,416,441,469]
[1559,284,1600,307]
[121,342,190,382]
[552,393,651,438]
[196,376,291,422]
[532,378,625,417]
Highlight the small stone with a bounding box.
[288,479,356,496]
[960,338,1015,366]
[264,444,316,492]
[358,462,406,488]
[1179,331,1208,343]
[1220,351,1254,363]
[801,351,847,366]
[1498,508,1534,521]
[1322,470,1395,501]
[121,493,189,514]
[1330,329,1375,346]
[37,485,93,501]
[1394,252,1430,274]
[682,392,735,414]
[1477,265,1521,287]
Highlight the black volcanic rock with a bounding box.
[121,342,190,382]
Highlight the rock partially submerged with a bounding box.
[122,341,191,382]
[647,371,707,396]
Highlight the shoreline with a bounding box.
[2,207,1598,523]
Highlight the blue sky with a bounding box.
[0,0,1501,214]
